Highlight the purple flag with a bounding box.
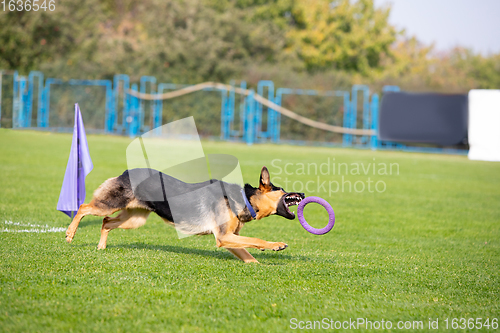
[57,104,93,218]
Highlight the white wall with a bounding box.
[468,90,500,162]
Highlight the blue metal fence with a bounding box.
[0,70,467,154]
[275,87,349,145]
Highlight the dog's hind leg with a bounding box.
[97,209,150,250]
[66,200,119,243]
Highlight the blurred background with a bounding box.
[1,0,499,145]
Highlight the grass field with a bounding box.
[0,129,499,332]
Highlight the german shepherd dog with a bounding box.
[65,166,304,263]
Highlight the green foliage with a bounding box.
[203,0,294,29]
[0,0,106,72]
[449,49,500,89]
[373,42,500,93]
[0,0,499,93]
[287,0,397,74]
[1,0,289,83]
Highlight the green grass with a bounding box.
[0,129,499,332]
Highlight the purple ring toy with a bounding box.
[297,196,335,235]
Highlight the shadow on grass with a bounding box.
[78,218,103,229]
[107,242,320,264]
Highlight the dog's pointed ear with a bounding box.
[259,166,271,191]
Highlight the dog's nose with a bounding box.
[299,193,305,198]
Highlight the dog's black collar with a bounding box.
[241,189,256,219]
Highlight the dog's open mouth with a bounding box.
[276,192,305,220]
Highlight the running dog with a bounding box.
[65,166,304,263]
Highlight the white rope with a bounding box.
[126,82,376,136]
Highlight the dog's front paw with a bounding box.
[270,242,288,251]
[65,229,74,243]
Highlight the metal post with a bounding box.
[350,85,370,146]
[105,81,113,133]
[362,87,370,145]
[273,92,281,143]
[220,88,228,140]
[370,93,379,150]
[273,92,282,144]
[228,82,235,138]
[129,83,139,137]
[153,92,161,134]
[222,80,235,140]
[18,76,27,127]
[256,80,275,140]
[21,76,31,127]
[113,74,130,133]
[139,76,156,133]
[341,91,350,146]
[28,71,44,128]
[245,90,255,145]
[12,71,19,128]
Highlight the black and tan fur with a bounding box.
[66,166,304,263]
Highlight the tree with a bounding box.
[286,0,397,74]
[0,0,106,73]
